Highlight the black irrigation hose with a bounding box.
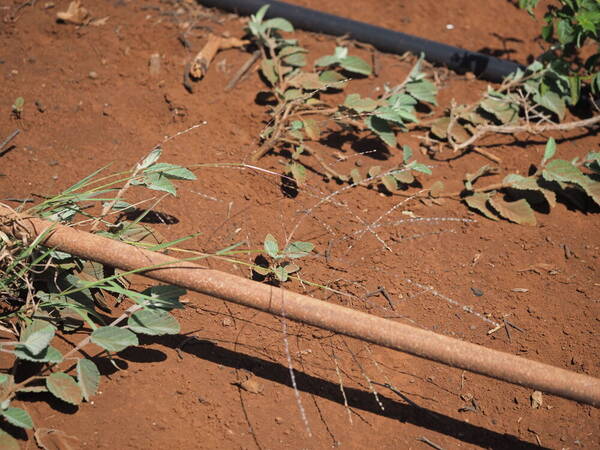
[199,0,524,82]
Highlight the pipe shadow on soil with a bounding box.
[151,334,545,450]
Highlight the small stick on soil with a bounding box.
[417,436,445,450]
[189,34,249,81]
[0,129,20,152]
[225,50,260,92]
[471,146,501,164]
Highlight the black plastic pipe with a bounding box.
[199,0,523,82]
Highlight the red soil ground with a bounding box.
[0,0,598,449]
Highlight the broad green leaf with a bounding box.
[1,407,33,429]
[14,345,63,363]
[382,175,398,192]
[366,116,396,147]
[278,46,307,57]
[580,179,600,206]
[373,106,415,125]
[263,17,294,32]
[402,145,413,164]
[406,79,437,104]
[464,192,499,221]
[534,90,566,120]
[576,10,600,34]
[503,174,556,208]
[567,75,581,105]
[91,326,138,353]
[344,94,379,112]
[273,266,288,282]
[264,234,279,258]
[253,5,269,24]
[77,358,100,402]
[393,169,414,184]
[314,54,339,67]
[138,148,161,169]
[350,168,363,184]
[489,197,536,225]
[12,97,24,110]
[541,138,556,166]
[283,88,303,100]
[287,72,326,90]
[479,97,518,124]
[289,162,307,185]
[127,309,180,335]
[542,159,587,184]
[406,161,432,175]
[253,265,270,276]
[148,163,196,180]
[283,241,314,258]
[46,372,82,406]
[368,166,382,178]
[102,200,134,212]
[0,430,20,450]
[135,172,176,195]
[284,263,300,274]
[260,59,278,85]
[283,52,306,67]
[20,320,55,355]
[140,285,186,310]
[339,56,372,76]
[556,18,576,44]
[318,70,346,87]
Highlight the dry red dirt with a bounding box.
[1,0,599,449]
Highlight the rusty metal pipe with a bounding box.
[1,205,599,407]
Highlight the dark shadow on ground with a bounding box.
[148,334,546,450]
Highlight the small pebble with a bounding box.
[471,287,484,297]
[88,71,98,79]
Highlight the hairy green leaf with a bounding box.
[77,358,100,402]
[2,407,33,429]
[283,241,314,258]
[339,55,372,76]
[138,148,162,169]
[542,137,556,165]
[542,159,587,184]
[260,59,278,85]
[503,174,557,208]
[264,234,279,258]
[464,192,499,221]
[140,285,186,310]
[273,266,288,282]
[128,309,180,335]
[318,70,346,87]
[406,79,437,104]
[489,197,536,225]
[20,320,55,355]
[263,17,294,32]
[382,175,398,192]
[90,326,138,353]
[344,94,379,112]
[366,116,396,147]
[14,345,63,363]
[46,372,82,405]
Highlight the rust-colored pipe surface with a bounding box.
[1,205,599,407]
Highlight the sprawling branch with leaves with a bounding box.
[246,5,438,188]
